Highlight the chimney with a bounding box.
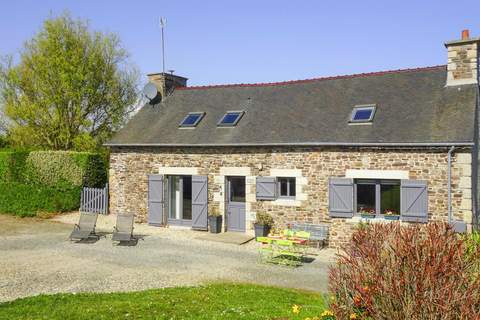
[445,29,480,86]
[147,72,188,98]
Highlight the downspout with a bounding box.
[448,146,456,224]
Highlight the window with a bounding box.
[355,179,400,216]
[228,176,246,202]
[179,112,205,127]
[217,111,244,127]
[278,177,296,199]
[167,175,192,222]
[350,105,376,123]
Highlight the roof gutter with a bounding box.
[104,142,474,147]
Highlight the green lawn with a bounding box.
[0,283,328,320]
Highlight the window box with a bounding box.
[384,215,400,221]
[360,213,376,219]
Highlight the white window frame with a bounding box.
[217,110,245,127]
[349,104,376,123]
[179,112,205,128]
[277,177,296,199]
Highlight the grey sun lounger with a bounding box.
[112,214,135,242]
[69,212,99,241]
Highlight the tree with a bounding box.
[0,13,139,150]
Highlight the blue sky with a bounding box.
[1,0,479,86]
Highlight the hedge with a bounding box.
[0,150,107,188]
[0,150,108,216]
[0,183,81,217]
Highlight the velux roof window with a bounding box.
[350,105,376,123]
[217,111,244,127]
[179,112,205,128]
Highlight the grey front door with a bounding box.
[226,176,246,232]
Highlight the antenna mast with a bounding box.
[159,17,166,74]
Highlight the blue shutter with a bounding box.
[192,175,208,230]
[329,178,354,218]
[148,175,164,226]
[401,180,428,223]
[256,177,277,200]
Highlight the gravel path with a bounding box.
[0,214,335,302]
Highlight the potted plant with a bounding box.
[254,212,274,237]
[359,208,376,219]
[383,209,400,220]
[208,208,222,234]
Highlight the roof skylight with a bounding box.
[350,105,376,123]
[179,112,205,127]
[217,111,244,127]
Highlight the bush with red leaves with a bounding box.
[328,222,480,320]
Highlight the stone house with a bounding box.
[106,31,480,248]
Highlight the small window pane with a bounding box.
[180,112,204,127]
[350,105,376,123]
[218,111,244,126]
[353,109,372,121]
[290,179,296,196]
[278,177,296,198]
[229,177,245,202]
[357,183,376,214]
[183,114,200,125]
[222,113,240,124]
[381,183,400,215]
[280,179,288,196]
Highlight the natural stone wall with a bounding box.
[446,39,479,86]
[109,146,473,248]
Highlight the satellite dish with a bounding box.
[143,82,158,101]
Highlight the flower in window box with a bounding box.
[383,209,400,220]
[359,208,376,218]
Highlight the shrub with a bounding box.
[0,135,8,148]
[329,222,480,319]
[0,150,107,187]
[25,151,107,188]
[255,212,274,226]
[0,151,29,182]
[0,150,107,216]
[0,182,81,217]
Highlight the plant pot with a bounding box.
[360,213,376,219]
[254,224,271,237]
[384,215,400,221]
[208,215,222,233]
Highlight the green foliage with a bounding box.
[0,283,327,319]
[0,135,7,148]
[0,150,106,188]
[0,183,80,217]
[0,12,139,151]
[329,223,480,319]
[0,151,29,183]
[0,150,107,216]
[255,212,274,226]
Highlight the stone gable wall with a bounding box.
[109,146,473,248]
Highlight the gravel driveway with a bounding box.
[0,214,335,302]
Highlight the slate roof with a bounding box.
[107,65,478,147]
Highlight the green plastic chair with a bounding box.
[256,236,272,244]
[271,239,302,267]
[257,237,274,263]
[283,229,295,237]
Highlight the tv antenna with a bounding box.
[159,17,166,74]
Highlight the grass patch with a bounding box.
[0,283,327,320]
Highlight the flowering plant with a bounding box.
[359,208,375,215]
[383,209,398,216]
